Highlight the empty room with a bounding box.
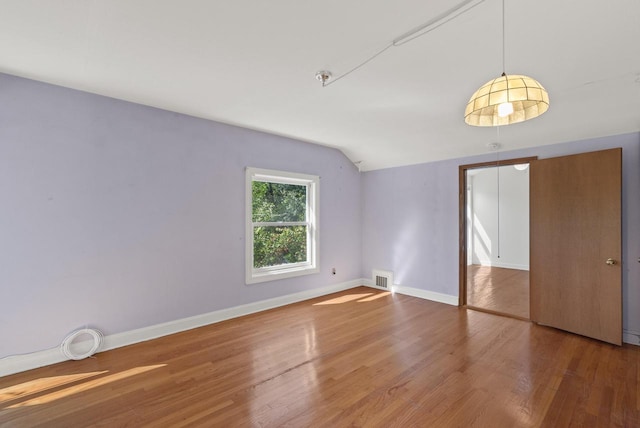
[1,0,639,426]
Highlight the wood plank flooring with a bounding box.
[467,265,530,319]
[1,286,638,427]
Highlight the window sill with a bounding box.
[246,265,319,284]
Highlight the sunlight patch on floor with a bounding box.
[313,293,374,305]
[0,371,107,403]
[4,364,166,408]
[357,292,391,302]
[313,292,391,305]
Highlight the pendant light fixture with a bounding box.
[464,0,549,126]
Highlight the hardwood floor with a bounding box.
[467,265,530,319]
[1,286,638,427]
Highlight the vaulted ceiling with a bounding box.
[1,0,639,170]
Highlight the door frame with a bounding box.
[458,156,537,315]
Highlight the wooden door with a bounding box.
[530,148,622,345]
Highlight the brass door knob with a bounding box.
[606,258,617,266]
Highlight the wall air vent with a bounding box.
[372,269,393,290]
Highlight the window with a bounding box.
[246,167,319,284]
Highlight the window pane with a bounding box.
[253,225,307,268]
[252,181,306,222]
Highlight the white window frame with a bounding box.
[246,167,319,284]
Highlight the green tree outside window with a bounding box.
[252,181,308,268]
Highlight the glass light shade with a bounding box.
[513,163,529,171]
[464,74,549,126]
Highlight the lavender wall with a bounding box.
[1,71,638,358]
[362,132,640,336]
[0,73,362,357]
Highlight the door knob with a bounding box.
[606,258,617,266]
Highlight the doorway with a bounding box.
[459,157,536,320]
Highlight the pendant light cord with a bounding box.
[502,0,506,74]
[496,127,501,259]
[323,43,394,87]
[322,0,487,87]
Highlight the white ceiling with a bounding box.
[1,0,639,171]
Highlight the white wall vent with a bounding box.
[372,269,393,290]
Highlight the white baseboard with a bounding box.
[470,262,529,271]
[0,279,365,378]
[492,262,529,271]
[392,285,459,306]
[623,330,640,346]
[361,278,388,292]
[0,348,68,379]
[362,279,459,306]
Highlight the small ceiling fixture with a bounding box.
[487,142,501,151]
[315,70,332,87]
[464,0,549,126]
